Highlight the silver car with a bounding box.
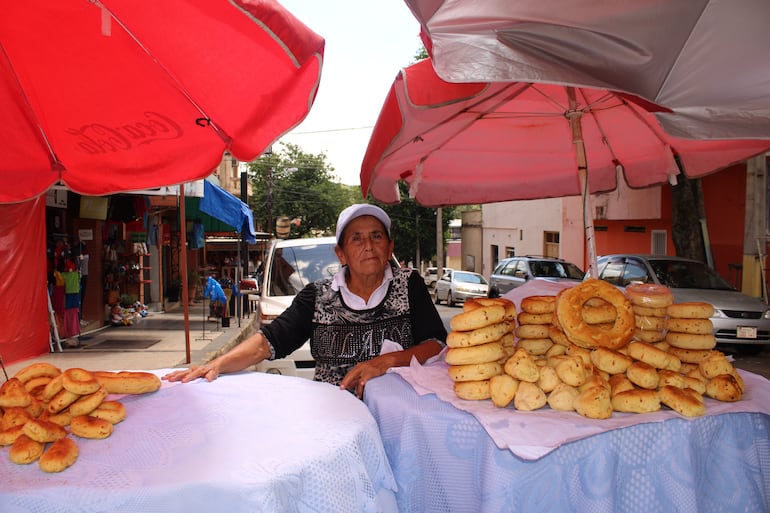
[434,269,488,307]
[594,254,770,353]
[488,256,584,298]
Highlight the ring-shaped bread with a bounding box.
[556,279,634,350]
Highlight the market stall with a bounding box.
[0,370,397,513]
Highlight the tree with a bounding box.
[371,183,457,268]
[247,142,358,238]
[670,175,707,262]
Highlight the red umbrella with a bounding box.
[360,59,770,274]
[0,0,324,366]
[404,0,770,141]
[0,0,324,202]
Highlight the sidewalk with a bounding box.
[3,300,256,378]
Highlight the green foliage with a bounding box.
[247,142,359,238]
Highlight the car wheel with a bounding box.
[447,292,455,307]
[433,287,441,305]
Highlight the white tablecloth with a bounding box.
[366,371,770,513]
[0,370,397,513]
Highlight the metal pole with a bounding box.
[179,184,192,364]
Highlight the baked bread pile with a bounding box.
[0,364,160,472]
[446,279,745,419]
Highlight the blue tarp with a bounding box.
[200,180,257,244]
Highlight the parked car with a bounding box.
[434,269,489,306]
[487,256,584,297]
[593,254,770,353]
[423,266,453,289]
[255,236,342,379]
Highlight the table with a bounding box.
[1,370,397,513]
[366,371,770,513]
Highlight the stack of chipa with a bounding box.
[0,364,161,473]
[445,297,517,400]
[445,279,746,420]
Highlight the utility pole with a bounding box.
[266,167,273,237]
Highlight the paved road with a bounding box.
[435,304,770,380]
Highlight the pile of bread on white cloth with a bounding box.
[446,279,744,419]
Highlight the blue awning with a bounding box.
[200,180,257,244]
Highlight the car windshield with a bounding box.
[269,244,340,296]
[648,259,734,290]
[529,261,584,279]
[454,271,487,284]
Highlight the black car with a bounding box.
[488,256,584,297]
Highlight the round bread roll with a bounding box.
[39,436,79,473]
[698,351,735,378]
[0,378,33,408]
[22,418,67,443]
[627,341,681,371]
[447,362,502,382]
[536,364,561,393]
[446,342,505,366]
[0,407,32,431]
[39,409,72,427]
[453,379,491,401]
[608,373,636,396]
[62,368,101,395]
[658,385,705,417]
[657,369,686,389]
[70,415,114,439]
[634,315,666,331]
[513,381,547,411]
[556,279,634,350]
[665,317,714,335]
[547,382,580,411]
[89,401,127,424]
[682,375,707,395]
[517,312,553,325]
[555,355,587,387]
[47,388,80,414]
[624,283,674,308]
[503,348,540,383]
[626,361,659,389]
[516,338,554,356]
[665,331,717,351]
[633,328,666,343]
[465,297,517,321]
[9,434,45,464]
[489,374,519,407]
[521,295,557,314]
[611,389,661,413]
[41,373,65,401]
[0,425,26,446]
[515,324,550,339]
[23,376,54,393]
[468,322,515,346]
[632,305,668,317]
[69,386,108,417]
[666,346,714,364]
[666,302,714,319]
[450,305,506,332]
[548,326,571,347]
[13,362,61,384]
[590,347,633,375]
[706,374,744,401]
[574,385,613,419]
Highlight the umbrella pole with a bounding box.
[567,87,598,278]
[179,185,192,364]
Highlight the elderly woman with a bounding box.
[164,204,446,398]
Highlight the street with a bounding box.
[434,304,770,380]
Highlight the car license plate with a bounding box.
[737,326,757,339]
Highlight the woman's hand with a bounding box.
[162,364,220,383]
[339,355,393,399]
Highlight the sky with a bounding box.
[276,1,423,187]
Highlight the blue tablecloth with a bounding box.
[366,372,770,513]
[1,370,397,513]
